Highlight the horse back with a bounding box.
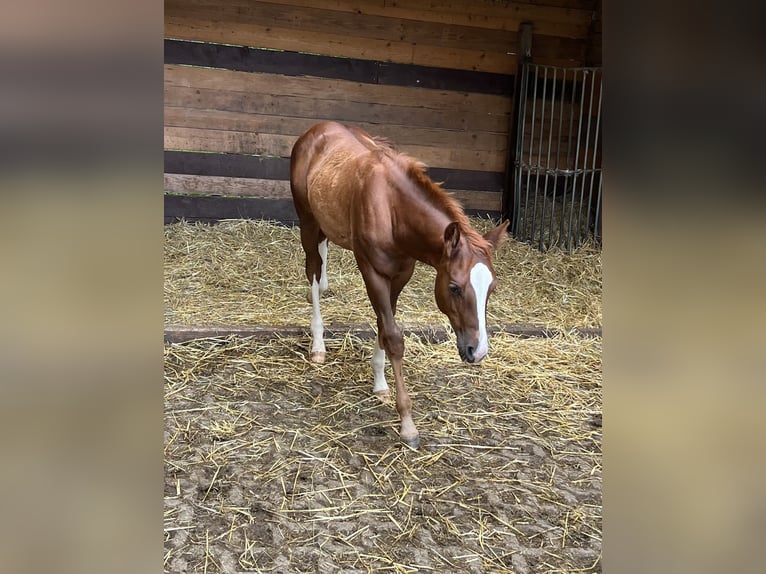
[291,122,392,250]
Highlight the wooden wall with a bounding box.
[164,0,601,224]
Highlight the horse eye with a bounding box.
[449,284,461,296]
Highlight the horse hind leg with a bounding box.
[310,237,329,362]
[318,237,329,294]
[300,225,328,362]
[305,237,329,303]
[371,340,390,402]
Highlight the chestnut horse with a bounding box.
[290,121,508,449]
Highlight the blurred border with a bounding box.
[1,1,764,573]
[0,2,161,573]
[605,1,765,572]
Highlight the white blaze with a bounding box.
[470,262,492,361]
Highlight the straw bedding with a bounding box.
[164,218,601,331]
[164,218,601,573]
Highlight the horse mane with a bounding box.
[395,154,492,256]
[369,135,396,151]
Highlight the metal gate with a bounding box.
[508,63,602,252]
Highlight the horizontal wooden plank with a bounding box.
[164,173,501,211]
[388,0,593,38]
[164,126,507,171]
[165,15,585,73]
[164,39,513,96]
[164,126,293,157]
[164,108,509,152]
[165,18,583,75]
[164,15,518,75]
[164,0,588,69]
[166,0,518,53]
[504,0,598,8]
[165,107,313,137]
[164,65,511,134]
[164,322,602,344]
[165,65,510,115]
[166,0,593,40]
[164,151,505,192]
[165,85,509,133]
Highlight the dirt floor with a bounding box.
[164,218,601,573]
[164,332,601,573]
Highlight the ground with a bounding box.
[164,332,601,573]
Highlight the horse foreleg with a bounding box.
[374,302,419,448]
[360,263,419,446]
[372,263,415,405]
[390,351,419,449]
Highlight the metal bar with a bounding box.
[539,66,558,250]
[530,66,548,245]
[549,67,567,248]
[594,173,602,244]
[512,59,531,237]
[585,70,602,242]
[566,69,588,254]
[560,68,578,246]
[522,64,540,242]
[575,69,597,248]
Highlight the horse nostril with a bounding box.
[466,345,475,363]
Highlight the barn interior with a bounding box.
[164,2,602,572]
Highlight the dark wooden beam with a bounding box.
[164,151,290,180]
[164,195,299,225]
[164,39,513,96]
[164,323,602,343]
[165,151,506,193]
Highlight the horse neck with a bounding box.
[391,181,466,268]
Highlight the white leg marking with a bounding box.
[310,277,326,360]
[318,239,328,293]
[470,262,493,361]
[371,341,389,394]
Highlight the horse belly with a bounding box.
[313,204,353,249]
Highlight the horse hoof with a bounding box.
[310,352,326,363]
[374,390,392,404]
[401,434,420,450]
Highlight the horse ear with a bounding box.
[483,220,510,250]
[443,222,461,258]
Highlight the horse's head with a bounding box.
[435,220,509,363]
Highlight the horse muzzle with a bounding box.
[457,341,486,364]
